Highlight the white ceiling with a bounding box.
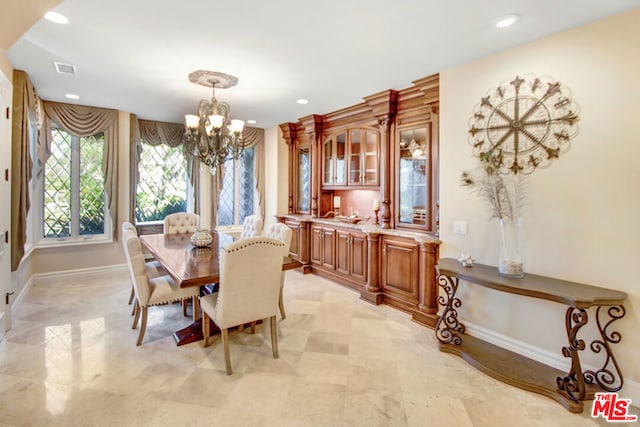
[8,0,639,128]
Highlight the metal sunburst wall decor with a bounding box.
[468,75,580,175]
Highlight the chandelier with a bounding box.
[183,70,245,172]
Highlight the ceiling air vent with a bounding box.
[54,61,76,75]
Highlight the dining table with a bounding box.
[139,230,302,346]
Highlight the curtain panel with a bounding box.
[10,70,42,271]
[40,101,119,239]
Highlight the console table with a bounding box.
[435,257,627,413]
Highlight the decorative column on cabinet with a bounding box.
[361,231,382,305]
[363,90,397,229]
[412,235,440,328]
[279,122,298,214]
[299,115,323,218]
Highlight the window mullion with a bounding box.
[71,135,80,238]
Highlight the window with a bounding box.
[218,146,256,226]
[135,143,188,223]
[41,127,109,241]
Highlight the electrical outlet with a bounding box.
[454,220,468,235]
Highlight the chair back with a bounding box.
[164,212,200,234]
[215,236,285,329]
[264,223,292,252]
[240,215,263,238]
[122,229,152,305]
[122,221,137,234]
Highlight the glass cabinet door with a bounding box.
[398,127,429,227]
[363,130,379,186]
[335,132,347,185]
[297,146,311,213]
[323,137,333,186]
[349,130,362,185]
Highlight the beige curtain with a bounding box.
[40,101,119,239]
[10,70,41,271]
[242,127,266,220]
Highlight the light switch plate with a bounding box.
[454,220,468,235]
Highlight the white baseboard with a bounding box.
[464,321,640,407]
[31,263,128,286]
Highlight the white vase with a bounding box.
[498,217,524,278]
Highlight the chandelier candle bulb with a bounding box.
[230,119,245,134]
[209,114,224,130]
[185,115,199,129]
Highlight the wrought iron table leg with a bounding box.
[584,305,626,392]
[557,307,588,402]
[435,274,465,345]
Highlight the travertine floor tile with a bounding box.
[1,269,631,426]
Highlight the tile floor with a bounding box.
[0,269,635,426]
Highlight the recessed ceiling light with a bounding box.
[296,99,309,105]
[44,11,69,24]
[65,94,80,100]
[246,120,256,124]
[494,14,519,28]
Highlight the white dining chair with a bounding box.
[239,215,263,238]
[122,229,200,346]
[200,236,286,375]
[264,223,293,319]
[163,212,200,234]
[163,212,200,316]
[121,222,166,308]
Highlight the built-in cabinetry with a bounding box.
[277,215,440,327]
[278,74,440,328]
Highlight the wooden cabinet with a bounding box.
[284,218,302,260]
[380,236,420,310]
[323,129,379,189]
[335,229,367,282]
[310,225,335,269]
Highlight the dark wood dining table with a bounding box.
[139,231,302,346]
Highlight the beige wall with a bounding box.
[263,126,289,230]
[0,51,13,80]
[440,9,640,392]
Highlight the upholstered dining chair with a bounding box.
[163,212,200,234]
[121,222,166,308]
[200,236,287,375]
[239,215,264,239]
[264,223,293,319]
[122,229,200,346]
[163,212,200,316]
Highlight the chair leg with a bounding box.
[136,306,148,346]
[203,311,211,347]
[270,316,279,359]
[278,285,286,319]
[128,285,134,305]
[182,299,189,317]
[222,328,232,375]
[132,301,140,329]
[250,321,256,334]
[238,324,244,332]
